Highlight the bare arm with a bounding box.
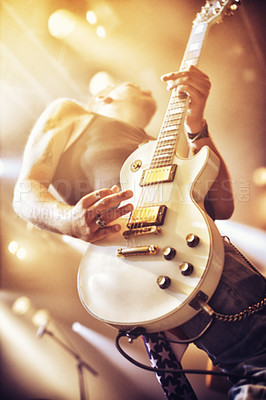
[13,99,133,242]
[161,65,234,220]
[13,98,80,226]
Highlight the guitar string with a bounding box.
[131,89,179,236]
[137,90,185,240]
[128,21,204,247]
[128,93,172,242]
[128,88,186,249]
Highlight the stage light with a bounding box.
[48,9,76,39]
[96,25,106,38]
[0,159,4,176]
[12,296,31,315]
[86,10,97,25]
[12,296,50,327]
[32,309,50,327]
[8,240,19,254]
[253,167,266,187]
[230,4,238,11]
[89,71,114,95]
[8,240,27,260]
[16,247,27,260]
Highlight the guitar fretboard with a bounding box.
[150,92,187,168]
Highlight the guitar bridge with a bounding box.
[127,205,167,229]
[117,245,159,258]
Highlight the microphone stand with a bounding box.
[37,327,98,400]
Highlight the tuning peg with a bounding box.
[230,4,238,11]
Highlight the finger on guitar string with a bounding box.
[66,187,133,241]
[81,201,132,241]
[93,203,133,230]
[90,224,122,243]
[164,75,211,96]
[161,66,211,95]
[85,189,134,223]
[161,65,210,82]
[81,187,116,208]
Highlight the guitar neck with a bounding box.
[180,22,208,70]
[149,0,240,168]
[150,22,209,168]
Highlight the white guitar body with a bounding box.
[78,141,224,333]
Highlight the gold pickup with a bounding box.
[140,164,177,186]
[127,205,167,229]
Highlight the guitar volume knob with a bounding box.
[186,234,200,247]
[157,275,171,289]
[163,247,176,260]
[179,262,194,276]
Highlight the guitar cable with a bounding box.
[115,328,266,384]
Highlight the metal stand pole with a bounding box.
[38,327,98,400]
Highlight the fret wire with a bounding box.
[166,112,182,116]
[160,132,178,137]
[169,99,186,107]
[189,35,205,43]
[162,124,181,133]
[184,52,201,62]
[164,117,182,123]
[159,137,178,143]
[156,146,174,151]
[162,117,182,127]
[155,143,175,149]
[154,147,175,153]
[157,137,177,143]
[184,54,200,63]
[164,118,182,125]
[160,133,178,138]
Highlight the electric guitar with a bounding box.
[78,1,240,333]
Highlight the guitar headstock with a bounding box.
[194,0,241,26]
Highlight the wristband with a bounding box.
[187,120,209,143]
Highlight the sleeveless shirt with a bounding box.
[52,113,153,204]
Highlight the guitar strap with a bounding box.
[142,332,198,400]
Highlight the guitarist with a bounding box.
[13,66,266,399]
